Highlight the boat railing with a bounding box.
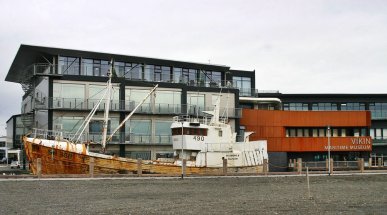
[29,129,122,144]
[173,115,209,125]
[31,128,78,142]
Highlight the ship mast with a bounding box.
[100,60,113,152]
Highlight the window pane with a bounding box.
[173,68,182,83]
[82,59,93,76]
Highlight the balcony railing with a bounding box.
[30,98,242,118]
[371,113,387,120]
[29,129,173,145]
[125,134,172,145]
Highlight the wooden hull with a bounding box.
[24,137,263,175]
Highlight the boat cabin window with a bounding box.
[218,130,223,137]
[172,128,207,136]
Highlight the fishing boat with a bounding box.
[23,61,268,175]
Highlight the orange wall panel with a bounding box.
[241,109,372,152]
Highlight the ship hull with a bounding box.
[24,137,264,175]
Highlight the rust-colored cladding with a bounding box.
[241,109,372,152]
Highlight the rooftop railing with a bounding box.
[27,63,280,97]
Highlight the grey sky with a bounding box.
[1,0,387,136]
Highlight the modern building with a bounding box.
[240,93,387,169]
[5,45,254,160]
[5,44,387,170]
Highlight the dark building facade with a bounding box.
[5,45,254,159]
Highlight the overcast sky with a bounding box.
[0,0,387,136]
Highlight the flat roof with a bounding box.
[5,44,231,83]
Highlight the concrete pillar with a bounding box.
[37,158,42,178]
[359,158,364,173]
[223,158,227,176]
[297,158,302,174]
[137,158,142,177]
[89,157,94,178]
[263,159,268,175]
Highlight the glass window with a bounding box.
[341,103,366,111]
[369,103,387,119]
[53,83,85,99]
[93,60,101,76]
[182,69,189,83]
[304,129,309,137]
[200,71,222,87]
[332,129,339,137]
[233,76,251,96]
[297,129,303,137]
[114,61,125,77]
[89,85,120,110]
[173,68,182,83]
[59,56,80,75]
[318,128,325,137]
[144,65,154,81]
[125,88,152,112]
[155,91,181,113]
[124,63,143,80]
[161,66,171,82]
[312,103,337,111]
[188,69,197,85]
[376,128,382,139]
[155,121,172,135]
[101,60,109,76]
[288,103,308,111]
[155,121,172,144]
[82,59,93,76]
[58,116,84,132]
[341,129,346,137]
[125,151,151,160]
[126,120,151,143]
[289,129,296,137]
[188,93,205,115]
[370,128,375,139]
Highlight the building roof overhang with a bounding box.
[5,44,231,83]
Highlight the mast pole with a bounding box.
[101,60,113,151]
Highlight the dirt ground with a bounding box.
[0,174,386,214]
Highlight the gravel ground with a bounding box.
[0,174,387,214]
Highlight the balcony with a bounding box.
[125,134,172,145]
[30,129,172,145]
[372,138,387,146]
[30,98,242,118]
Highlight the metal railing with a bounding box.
[31,98,242,118]
[297,160,359,170]
[28,129,173,145]
[125,134,172,145]
[26,64,281,97]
